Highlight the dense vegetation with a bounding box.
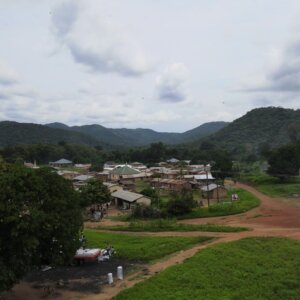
[0,164,83,291]
[0,120,227,148]
[115,237,300,300]
[47,121,228,146]
[0,143,107,166]
[84,230,211,262]
[0,121,101,147]
[199,107,300,160]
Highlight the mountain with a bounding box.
[46,121,228,147]
[202,107,300,157]
[181,122,229,142]
[0,121,102,147]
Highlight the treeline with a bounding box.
[0,141,233,176]
[0,143,107,166]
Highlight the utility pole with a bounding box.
[216,175,220,203]
[206,166,210,207]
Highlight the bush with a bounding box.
[132,204,164,219]
[166,189,196,216]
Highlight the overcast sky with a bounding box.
[1,0,300,132]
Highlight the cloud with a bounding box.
[244,38,300,93]
[0,62,19,86]
[156,63,189,103]
[51,0,152,77]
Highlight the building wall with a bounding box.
[136,197,151,206]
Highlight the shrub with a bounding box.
[166,189,196,216]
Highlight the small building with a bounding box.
[201,184,227,200]
[73,174,95,190]
[111,190,151,209]
[50,158,73,168]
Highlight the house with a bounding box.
[194,172,215,181]
[103,182,123,193]
[73,174,95,189]
[50,158,73,168]
[109,165,140,181]
[111,190,151,209]
[119,179,136,191]
[96,171,110,181]
[74,163,91,170]
[201,184,227,200]
[151,178,192,191]
[131,162,147,171]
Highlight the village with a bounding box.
[25,157,229,215]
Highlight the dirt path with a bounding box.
[4,183,300,300]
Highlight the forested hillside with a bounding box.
[0,121,101,147]
[200,107,300,159]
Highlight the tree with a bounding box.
[166,189,196,216]
[0,165,82,291]
[267,142,300,180]
[79,179,111,207]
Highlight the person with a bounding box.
[79,234,87,249]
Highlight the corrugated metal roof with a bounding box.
[111,190,147,202]
[194,173,215,180]
[51,158,73,164]
[110,165,140,175]
[73,175,94,181]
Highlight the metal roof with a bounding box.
[73,175,94,181]
[111,190,148,202]
[51,158,72,164]
[194,173,215,180]
[110,165,140,175]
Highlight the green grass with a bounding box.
[96,219,248,232]
[255,183,300,198]
[241,174,300,198]
[84,230,212,262]
[179,188,260,219]
[114,237,300,300]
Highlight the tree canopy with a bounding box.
[0,164,83,291]
[79,179,112,207]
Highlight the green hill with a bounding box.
[46,122,228,146]
[0,121,101,147]
[202,107,300,158]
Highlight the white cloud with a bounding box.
[51,0,152,77]
[156,63,189,103]
[0,62,19,86]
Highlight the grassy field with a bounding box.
[179,188,260,219]
[114,237,300,300]
[84,230,212,262]
[256,183,300,198]
[97,219,248,232]
[241,174,300,198]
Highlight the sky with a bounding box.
[0,0,300,132]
